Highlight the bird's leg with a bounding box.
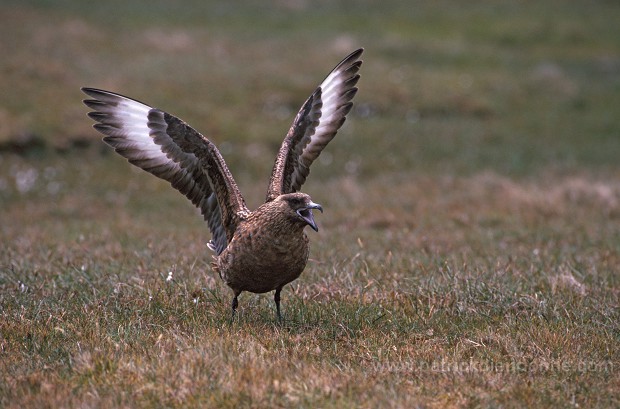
[274,287,283,322]
[231,291,240,322]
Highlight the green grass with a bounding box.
[1,1,619,407]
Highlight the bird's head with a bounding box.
[276,192,323,232]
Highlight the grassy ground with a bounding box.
[1,0,619,407]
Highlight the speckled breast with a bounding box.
[215,223,310,294]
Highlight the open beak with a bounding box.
[297,201,323,232]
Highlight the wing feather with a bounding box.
[81,87,247,254]
[265,48,363,201]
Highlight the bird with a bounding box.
[82,48,363,320]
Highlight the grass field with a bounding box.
[1,0,619,407]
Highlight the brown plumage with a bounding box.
[82,48,363,320]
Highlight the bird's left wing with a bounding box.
[265,48,363,202]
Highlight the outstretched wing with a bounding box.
[265,48,363,202]
[82,88,248,254]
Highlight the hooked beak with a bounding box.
[296,201,323,232]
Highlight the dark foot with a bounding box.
[274,287,283,322]
[231,292,240,322]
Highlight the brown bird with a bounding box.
[82,48,363,320]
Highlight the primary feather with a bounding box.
[266,48,363,201]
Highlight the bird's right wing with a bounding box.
[82,88,248,254]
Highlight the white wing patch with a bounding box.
[83,88,229,254]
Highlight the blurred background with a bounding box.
[1,0,619,253]
[2,0,619,180]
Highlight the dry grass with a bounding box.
[1,0,619,407]
[2,159,618,408]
